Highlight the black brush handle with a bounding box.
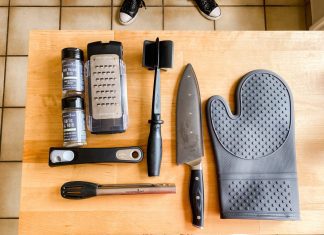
[190,169,204,228]
[147,119,163,176]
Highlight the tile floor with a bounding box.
[0,0,308,234]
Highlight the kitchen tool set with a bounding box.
[52,37,300,229]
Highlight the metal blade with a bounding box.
[176,64,204,166]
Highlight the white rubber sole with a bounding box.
[119,12,138,25]
[197,7,222,21]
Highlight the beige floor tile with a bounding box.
[215,6,265,30]
[164,7,214,30]
[164,0,263,6]
[62,0,111,6]
[61,7,111,30]
[0,219,18,235]
[218,0,263,5]
[266,0,304,5]
[266,6,306,30]
[0,58,4,106]
[7,7,59,55]
[0,0,8,6]
[113,7,162,30]
[0,108,25,161]
[164,0,195,6]
[11,0,60,6]
[4,57,28,107]
[114,0,161,6]
[0,7,8,55]
[0,163,22,217]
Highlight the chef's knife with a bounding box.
[176,64,204,228]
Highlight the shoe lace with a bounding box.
[123,0,146,10]
[197,0,215,11]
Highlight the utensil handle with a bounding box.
[190,169,204,228]
[147,119,162,176]
[98,185,176,195]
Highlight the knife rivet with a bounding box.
[190,131,193,134]
[197,216,201,220]
[188,93,192,96]
[196,196,200,200]
[195,177,199,180]
[189,112,192,115]
[187,75,191,78]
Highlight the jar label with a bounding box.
[62,60,84,92]
[63,110,86,143]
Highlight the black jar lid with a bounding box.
[62,96,84,110]
[62,47,84,61]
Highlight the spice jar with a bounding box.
[62,96,86,147]
[61,47,84,97]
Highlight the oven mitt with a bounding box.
[206,70,300,220]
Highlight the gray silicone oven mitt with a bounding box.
[206,70,300,220]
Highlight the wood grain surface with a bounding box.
[19,30,324,234]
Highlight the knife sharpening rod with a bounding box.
[142,38,174,177]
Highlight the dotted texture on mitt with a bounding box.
[210,72,291,160]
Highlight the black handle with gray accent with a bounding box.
[49,146,143,166]
[190,169,204,228]
[206,70,300,220]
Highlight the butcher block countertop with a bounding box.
[20,30,324,234]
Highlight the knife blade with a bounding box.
[176,63,204,228]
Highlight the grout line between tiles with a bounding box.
[59,0,62,30]
[0,0,11,159]
[162,0,164,30]
[0,54,28,57]
[10,5,110,7]
[304,1,308,30]
[111,0,113,30]
[0,160,22,163]
[163,5,304,7]
[263,0,267,30]
[1,106,25,108]
[5,4,303,8]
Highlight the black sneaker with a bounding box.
[195,0,221,20]
[119,0,146,25]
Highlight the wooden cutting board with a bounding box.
[20,30,324,234]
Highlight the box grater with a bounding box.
[85,41,128,134]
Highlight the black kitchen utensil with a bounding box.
[176,64,204,228]
[142,38,173,177]
[206,70,300,220]
[61,181,176,199]
[49,146,143,166]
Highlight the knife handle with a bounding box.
[190,169,204,228]
[147,119,163,176]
